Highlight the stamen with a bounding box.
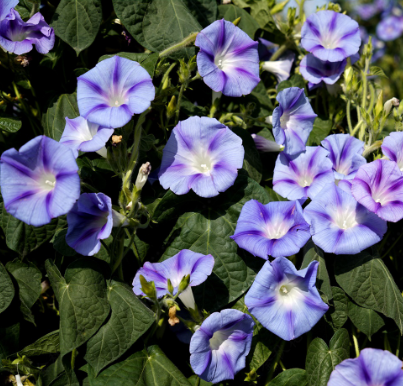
[45,180,55,187]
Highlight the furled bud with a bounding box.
[178,274,191,293]
[251,134,284,152]
[384,98,400,115]
[166,95,176,119]
[135,162,151,191]
[167,278,174,294]
[139,275,157,300]
[374,90,384,119]
[168,306,180,326]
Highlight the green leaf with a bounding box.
[269,369,307,386]
[183,0,217,27]
[232,0,277,33]
[327,287,348,330]
[0,323,20,362]
[347,301,385,340]
[53,229,77,257]
[306,118,332,146]
[265,187,287,202]
[218,4,260,39]
[301,241,332,302]
[154,173,269,310]
[40,356,65,386]
[0,262,14,314]
[0,116,22,133]
[98,52,159,77]
[334,250,403,334]
[88,345,191,386]
[369,66,388,79]
[42,93,79,141]
[19,331,60,357]
[45,259,110,355]
[84,280,154,375]
[51,0,102,54]
[306,329,350,386]
[112,0,201,59]
[0,203,65,256]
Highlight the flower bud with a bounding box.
[167,278,174,294]
[178,274,191,293]
[251,134,284,152]
[135,162,151,191]
[139,275,157,300]
[168,306,180,326]
[384,98,400,115]
[166,95,176,119]
[15,374,23,386]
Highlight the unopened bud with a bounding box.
[167,278,174,294]
[135,162,151,190]
[140,275,157,300]
[178,274,191,293]
[15,374,24,386]
[166,95,176,119]
[112,135,122,146]
[384,98,400,115]
[168,306,180,326]
[374,90,384,119]
[251,134,284,152]
[232,17,241,26]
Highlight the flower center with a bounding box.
[280,113,290,129]
[320,34,339,49]
[298,174,313,187]
[192,152,214,175]
[209,330,228,350]
[265,221,290,240]
[335,210,357,229]
[39,173,56,192]
[214,55,226,70]
[279,284,293,296]
[109,94,126,108]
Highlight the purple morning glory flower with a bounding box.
[272,87,317,155]
[351,159,403,223]
[300,54,346,85]
[251,134,284,152]
[0,136,80,227]
[60,116,114,158]
[66,193,114,256]
[262,51,295,83]
[195,19,260,97]
[0,9,55,55]
[273,146,334,201]
[0,0,18,20]
[158,116,244,198]
[132,250,214,309]
[230,200,311,259]
[321,134,366,182]
[77,56,155,129]
[245,257,328,341]
[377,15,403,41]
[328,348,403,386]
[382,131,403,171]
[301,11,361,62]
[257,38,277,61]
[190,309,254,384]
[304,184,387,254]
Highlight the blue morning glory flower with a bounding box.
[132,250,214,309]
[195,19,260,97]
[0,0,18,21]
[301,11,361,62]
[351,159,403,223]
[382,131,403,171]
[245,257,328,341]
[60,116,114,158]
[273,146,334,201]
[77,56,155,129]
[0,136,80,227]
[158,116,244,198]
[231,200,311,259]
[377,15,403,41]
[251,134,284,152]
[328,348,403,386]
[190,309,254,384]
[272,87,317,155]
[262,52,295,83]
[300,54,346,85]
[0,8,55,55]
[66,193,116,256]
[304,183,387,254]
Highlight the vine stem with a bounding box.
[159,32,198,57]
[270,44,288,62]
[265,340,286,385]
[352,328,360,357]
[175,82,186,124]
[346,100,353,134]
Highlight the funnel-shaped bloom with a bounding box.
[262,52,295,83]
[77,56,155,129]
[0,136,80,226]
[66,193,116,256]
[301,11,361,62]
[132,250,214,309]
[382,132,403,171]
[328,348,403,386]
[304,184,387,254]
[0,9,55,55]
[0,0,18,20]
[377,15,403,41]
[351,159,403,222]
[190,309,254,384]
[231,200,310,259]
[60,116,114,158]
[273,146,334,201]
[251,134,284,152]
[195,19,260,97]
[245,258,328,341]
[158,116,244,198]
[272,87,317,155]
[321,134,366,182]
[300,54,346,85]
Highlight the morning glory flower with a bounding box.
[300,54,346,85]
[195,19,260,97]
[0,9,55,55]
[158,116,244,198]
[261,52,295,83]
[273,146,334,201]
[190,309,254,384]
[272,87,317,155]
[304,184,387,254]
[251,134,284,152]
[0,136,80,227]
[301,10,361,62]
[321,134,366,182]
[60,116,114,158]
[377,15,403,41]
[351,159,403,222]
[245,257,328,341]
[231,200,311,259]
[0,0,18,20]
[132,250,214,309]
[77,56,155,129]
[66,193,116,256]
[382,131,403,171]
[328,348,403,386]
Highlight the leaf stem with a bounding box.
[270,44,288,62]
[175,82,186,124]
[346,100,353,134]
[381,231,403,260]
[352,328,360,357]
[265,340,286,385]
[159,32,199,57]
